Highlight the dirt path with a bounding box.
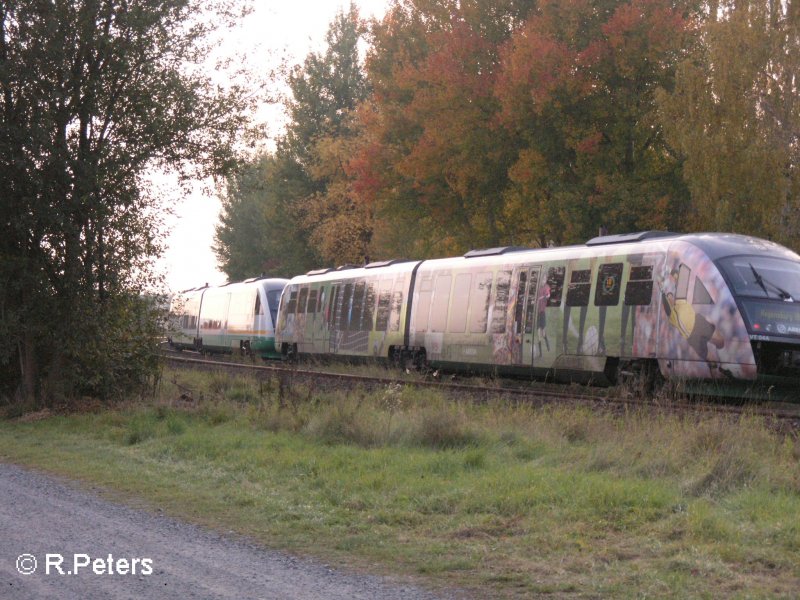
[0,463,460,599]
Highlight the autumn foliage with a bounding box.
[217,0,800,277]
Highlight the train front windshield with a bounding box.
[267,289,282,325]
[720,255,800,337]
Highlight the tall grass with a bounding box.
[2,367,799,597]
[155,369,800,499]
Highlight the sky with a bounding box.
[159,0,391,293]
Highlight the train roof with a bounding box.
[285,233,799,284]
[176,277,289,295]
[674,233,800,262]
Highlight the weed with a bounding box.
[2,367,800,598]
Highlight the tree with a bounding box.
[658,0,800,244]
[495,0,695,244]
[215,153,319,279]
[216,4,372,273]
[289,4,374,265]
[358,0,536,257]
[0,0,249,403]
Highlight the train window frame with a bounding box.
[363,280,377,331]
[390,290,403,332]
[297,287,309,315]
[469,272,493,334]
[594,263,623,307]
[327,285,339,324]
[375,279,393,331]
[338,283,353,330]
[307,289,318,314]
[430,274,452,333]
[524,270,540,334]
[415,275,433,332]
[676,264,691,300]
[624,265,654,306]
[693,278,714,305]
[448,273,472,333]
[546,267,565,307]
[513,270,528,334]
[350,281,366,331]
[565,269,591,307]
[491,270,512,334]
[285,288,298,315]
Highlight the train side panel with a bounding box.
[407,244,673,382]
[655,242,756,381]
[171,278,288,358]
[168,290,203,350]
[197,287,232,351]
[273,233,790,393]
[250,280,287,359]
[275,263,416,359]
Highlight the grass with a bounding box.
[0,367,799,598]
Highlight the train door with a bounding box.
[512,266,541,367]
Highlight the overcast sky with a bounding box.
[159,0,390,293]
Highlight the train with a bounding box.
[273,232,800,399]
[168,276,289,359]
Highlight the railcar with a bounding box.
[274,233,800,399]
[169,277,288,359]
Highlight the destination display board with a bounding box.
[740,300,800,336]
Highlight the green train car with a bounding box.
[169,277,288,359]
[275,232,800,398]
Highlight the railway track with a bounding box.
[160,350,800,431]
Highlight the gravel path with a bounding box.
[0,463,463,599]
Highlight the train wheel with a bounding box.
[615,359,662,399]
[284,343,298,362]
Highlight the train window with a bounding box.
[514,271,528,334]
[266,289,282,324]
[254,293,262,316]
[390,291,403,331]
[338,283,353,330]
[720,255,800,300]
[524,270,540,334]
[566,269,591,307]
[200,293,228,330]
[375,280,393,331]
[595,263,623,306]
[624,265,653,306]
[415,276,433,332]
[430,275,452,332]
[363,281,377,331]
[693,278,714,305]
[285,288,297,314]
[469,272,493,333]
[297,287,309,314]
[676,264,691,299]
[546,267,565,307]
[350,281,366,331]
[449,273,472,333]
[307,289,318,314]
[327,285,339,324]
[491,271,512,334]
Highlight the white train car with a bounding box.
[169,277,288,358]
[275,232,800,398]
